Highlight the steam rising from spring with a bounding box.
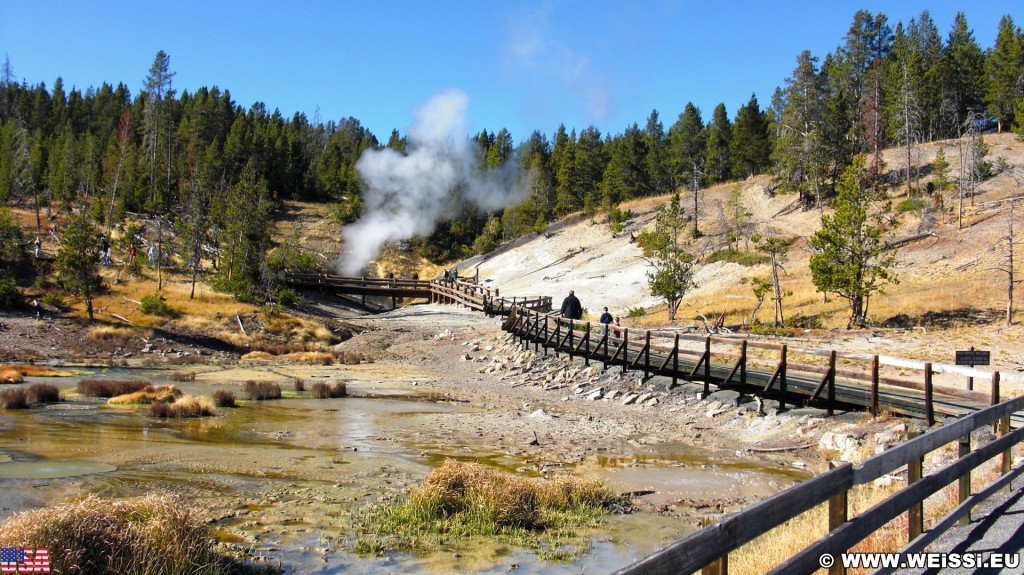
[338,89,525,275]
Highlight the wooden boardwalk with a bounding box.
[501,307,1024,425]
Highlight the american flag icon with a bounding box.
[0,547,50,573]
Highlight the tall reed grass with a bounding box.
[0,494,256,574]
[78,379,152,398]
[356,460,622,561]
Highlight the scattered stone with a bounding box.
[621,394,639,405]
[586,388,604,401]
[527,409,553,420]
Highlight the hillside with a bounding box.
[456,133,1024,372]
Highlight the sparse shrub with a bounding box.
[27,383,61,403]
[897,197,929,214]
[627,307,645,318]
[149,396,215,418]
[40,291,63,309]
[242,380,282,400]
[704,248,770,266]
[0,494,247,574]
[212,390,236,408]
[334,350,366,365]
[140,293,173,317]
[77,378,152,398]
[311,381,347,398]
[0,277,23,309]
[292,378,306,392]
[1,388,29,409]
[171,371,197,382]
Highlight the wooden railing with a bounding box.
[613,393,1024,575]
[502,306,1023,422]
[284,272,552,316]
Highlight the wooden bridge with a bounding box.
[284,271,552,315]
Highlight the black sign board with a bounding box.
[955,350,990,366]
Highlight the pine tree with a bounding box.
[55,214,102,320]
[703,103,732,184]
[773,51,825,205]
[940,13,986,136]
[809,155,899,327]
[644,192,697,322]
[730,94,770,179]
[985,15,1023,132]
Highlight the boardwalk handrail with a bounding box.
[502,306,1014,423]
[284,271,552,315]
[614,393,1024,575]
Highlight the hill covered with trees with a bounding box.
[1,9,1022,311]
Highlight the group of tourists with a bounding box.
[559,290,621,337]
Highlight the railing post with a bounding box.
[992,371,1001,433]
[645,330,651,379]
[827,350,836,417]
[567,319,574,362]
[703,336,711,397]
[827,461,848,575]
[924,362,934,427]
[958,435,971,526]
[622,329,629,374]
[908,430,924,541]
[739,339,747,386]
[584,322,591,366]
[700,517,728,575]
[672,334,679,388]
[543,316,549,357]
[779,344,787,413]
[870,354,879,417]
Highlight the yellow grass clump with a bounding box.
[357,460,622,561]
[149,395,216,418]
[0,367,24,383]
[107,385,183,405]
[0,494,243,574]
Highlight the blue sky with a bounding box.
[1,1,1019,143]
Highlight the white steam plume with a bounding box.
[338,89,526,275]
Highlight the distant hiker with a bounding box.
[386,271,395,288]
[452,269,459,283]
[613,317,621,338]
[129,245,136,265]
[100,238,111,264]
[33,237,41,258]
[443,270,451,283]
[560,290,583,320]
[31,298,40,319]
[599,307,613,335]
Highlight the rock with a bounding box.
[606,389,622,400]
[792,461,807,469]
[635,392,653,404]
[643,397,659,406]
[621,394,639,405]
[586,388,604,401]
[527,409,553,420]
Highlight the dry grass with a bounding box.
[0,493,248,574]
[310,381,347,398]
[171,371,196,382]
[212,390,237,408]
[292,378,305,392]
[1,387,29,409]
[0,367,24,383]
[149,395,216,418]
[108,385,183,405]
[26,383,62,403]
[242,380,281,400]
[729,450,1018,574]
[78,378,152,398]
[357,460,621,560]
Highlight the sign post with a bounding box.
[955,347,990,391]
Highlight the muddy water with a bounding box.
[0,366,809,574]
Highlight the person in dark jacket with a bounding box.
[560,290,583,320]
[599,307,613,335]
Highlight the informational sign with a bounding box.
[955,350,990,366]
